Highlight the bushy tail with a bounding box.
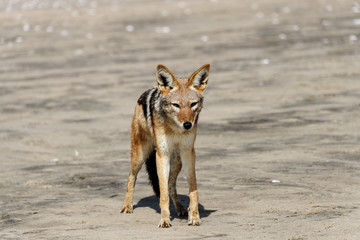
[145,149,160,197]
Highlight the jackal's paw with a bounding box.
[187,215,201,226]
[175,204,188,217]
[120,204,133,213]
[158,219,172,228]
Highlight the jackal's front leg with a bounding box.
[156,151,171,228]
[181,148,201,226]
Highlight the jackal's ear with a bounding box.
[156,64,178,95]
[188,64,210,92]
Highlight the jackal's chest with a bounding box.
[155,131,195,153]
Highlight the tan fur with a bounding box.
[121,64,210,228]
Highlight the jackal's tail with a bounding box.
[145,149,160,197]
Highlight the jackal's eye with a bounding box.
[191,102,198,107]
[172,103,180,108]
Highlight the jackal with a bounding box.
[120,64,210,228]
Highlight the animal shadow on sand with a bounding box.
[134,195,216,220]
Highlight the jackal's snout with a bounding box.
[183,121,192,130]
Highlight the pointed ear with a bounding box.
[188,64,210,92]
[156,64,178,94]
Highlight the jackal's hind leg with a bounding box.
[169,156,187,217]
[121,139,152,213]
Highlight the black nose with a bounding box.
[183,121,192,130]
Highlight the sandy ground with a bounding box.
[1,0,360,239]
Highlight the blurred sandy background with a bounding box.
[1,0,360,239]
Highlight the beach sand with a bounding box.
[1,0,360,239]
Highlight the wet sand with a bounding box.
[1,0,360,239]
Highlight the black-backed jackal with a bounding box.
[121,64,210,228]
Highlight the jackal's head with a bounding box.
[156,64,210,131]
